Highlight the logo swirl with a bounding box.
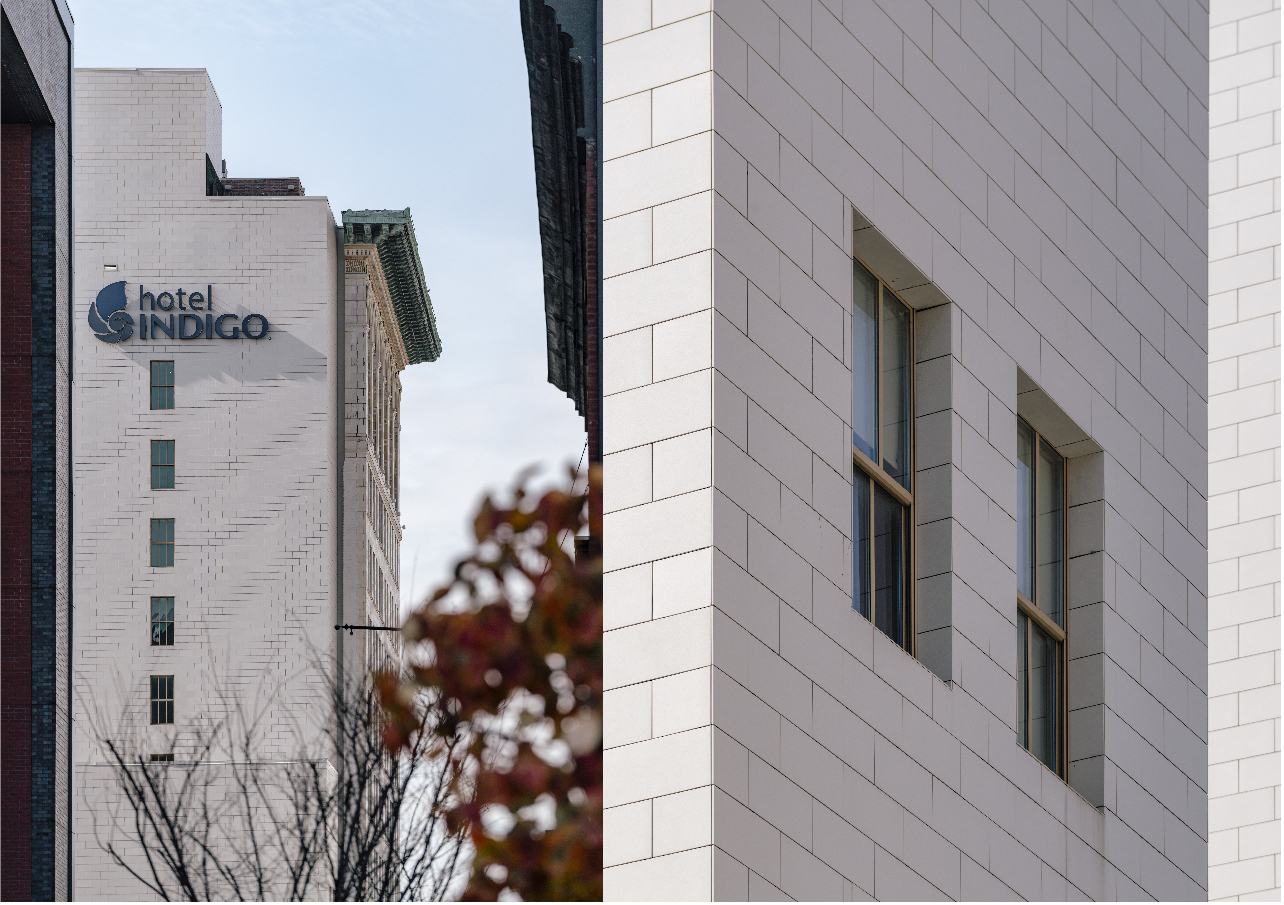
[89,281,134,343]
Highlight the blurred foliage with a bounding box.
[379,464,602,901]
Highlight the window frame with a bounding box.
[150,439,175,490]
[852,255,916,654]
[150,596,174,646]
[150,360,175,410]
[150,518,175,568]
[150,674,174,725]
[1015,417,1068,778]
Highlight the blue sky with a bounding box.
[73,0,587,610]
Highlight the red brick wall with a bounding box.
[1,122,34,902]
[221,176,305,196]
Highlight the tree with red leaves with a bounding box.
[379,464,602,901]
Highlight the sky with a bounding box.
[72,0,588,612]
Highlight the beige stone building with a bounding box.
[340,210,441,681]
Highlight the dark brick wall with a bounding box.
[585,141,600,466]
[1,0,72,898]
[1,122,35,904]
[29,120,58,904]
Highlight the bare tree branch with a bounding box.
[85,665,468,901]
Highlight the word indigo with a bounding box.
[138,286,269,341]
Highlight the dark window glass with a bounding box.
[150,361,174,410]
[881,295,912,489]
[852,261,879,459]
[853,473,871,619]
[151,440,175,489]
[851,261,913,654]
[149,753,174,763]
[873,484,907,647]
[1017,420,1035,600]
[150,675,174,725]
[1016,417,1065,775]
[1017,612,1029,750]
[1037,437,1064,626]
[151,596,174,646]
[1017,616,1059,773]
[1028,620,1057,771]
[150,518,174,567]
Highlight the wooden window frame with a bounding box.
[1016,419,1068,778]
[853,257,916,654]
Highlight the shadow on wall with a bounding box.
[85,280,329,385]
[99,325,328,387]
[108,326,329,386]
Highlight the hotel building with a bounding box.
[71,68,438,898]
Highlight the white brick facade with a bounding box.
[600,1,1211,900]
[72,69,341,898]
[1206,0,1281,900]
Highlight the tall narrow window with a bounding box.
[150,518,174,567]
[151,597,174,646]
[150,360,174,410]
[1016,417,1065,775]
[151,440,175,489]
[150,675,174,725]
[852,259,914,652]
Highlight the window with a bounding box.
[150,518,174,567]
[148,753,174,763]
[852,258,914,651]
[151,597,174,646]
[151,440,175,489]
[150,675,174,725]
[1016,417,1065,775]
[150,360,174,410]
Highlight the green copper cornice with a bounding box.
[342,208,441,365]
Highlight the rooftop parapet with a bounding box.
[222,177,306,196]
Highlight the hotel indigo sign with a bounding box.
[89,281,270,344]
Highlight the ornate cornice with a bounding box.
[345,244,410,373]
[341,209,441,364]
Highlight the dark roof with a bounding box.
[342,209,441,365]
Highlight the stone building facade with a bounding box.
[1205,0,1281,900]
[71,69,437,899]
[340,210,441,682]
[0,0,74,898]
[598,1,1211,900]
